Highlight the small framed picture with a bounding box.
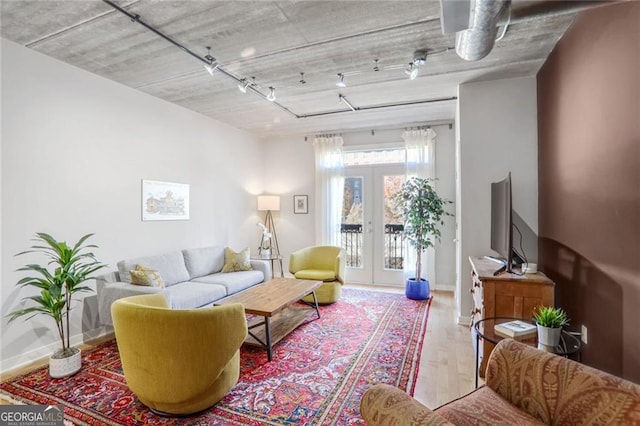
[293,195,308,214]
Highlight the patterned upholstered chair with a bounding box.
[111,294,247,416]
[289,245,346,304]
[361,339,640,425]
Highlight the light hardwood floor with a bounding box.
[348,285,477,408]
[413,289,477,408]
[2,288,476,408]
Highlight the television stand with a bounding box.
[469,256,555,378]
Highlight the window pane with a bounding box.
[341,177,363,268]
[343,149,405,166]
[383,175,405,270]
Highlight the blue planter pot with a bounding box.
[405,278,430,300]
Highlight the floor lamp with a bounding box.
[257,195,280,259]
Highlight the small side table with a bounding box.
[473,317,581,388]
[251,255,284,279]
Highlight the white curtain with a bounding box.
[313,135,345,246]
[403,128,437,283]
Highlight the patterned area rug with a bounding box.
[1,288,432,425]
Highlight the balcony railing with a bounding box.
[340,224,362,267]
[384,224,404,270]
[340,223,404,270]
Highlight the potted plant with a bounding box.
[392,177,452,300]
[7,233,106,378]
[533,305,569,347]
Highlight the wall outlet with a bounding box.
[581,325,588,345]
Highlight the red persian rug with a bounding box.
[1,288,432,425]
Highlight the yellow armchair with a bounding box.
[289,245,346,304]
[111,294,247,416]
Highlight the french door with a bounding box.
[341,165,405,285]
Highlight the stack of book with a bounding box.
[494,320,537,339]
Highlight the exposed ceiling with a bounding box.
[1,1,583,138]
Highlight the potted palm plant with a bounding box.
[7,233,106,378]
[533,305,569,347]
[392,177,452,300]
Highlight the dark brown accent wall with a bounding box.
[537,2,640,383]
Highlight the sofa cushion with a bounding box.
[221,247,252,273]
[294,269,336,282]
[182,246,225,279]
[130,265,165,288]
[435,386,545,426]
[118,251,190,287]
[162,282,228,309]
[192,270,264,295]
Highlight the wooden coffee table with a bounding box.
[215,277,322,361]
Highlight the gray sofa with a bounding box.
[97,246,270,326]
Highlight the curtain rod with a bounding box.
[302,121,454,141]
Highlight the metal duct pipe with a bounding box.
[455,0,510,61]
[504,1,611,25]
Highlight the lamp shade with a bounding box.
[257,195,280,211]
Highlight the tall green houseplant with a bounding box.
[7,233,106,377]
[393,177,452,298]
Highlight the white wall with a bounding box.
[264,125,457,289]
[262,136,316,274]
[0,39,265,371]
[457,76,539,323]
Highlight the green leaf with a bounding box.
[7,232,107,351]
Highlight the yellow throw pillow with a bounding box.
[221,247,252,273]
[130,264,164,288]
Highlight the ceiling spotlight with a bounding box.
[413,49,428,66]
[266,87,276,102]
[405,63,419,80]
[237,78,250,93]
[373,59,380,72]
[336,73,346,88]
[203,46,218,75]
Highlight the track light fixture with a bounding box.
[203,46,218,75]
[404,50,427,80]
[373,59,380,72]
[405,63,419,80]
[413,49,428,66]
[299,72,306,84]
[237,78,250,93]
[336,73,346,88]
[266,87,276,102]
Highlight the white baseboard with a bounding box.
[432,283,455,292]
[0,326,112,374]
[457,315,472,326]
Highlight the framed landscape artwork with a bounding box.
[294,195,308,214]
[142,179,190,221]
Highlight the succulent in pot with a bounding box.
[533,305,569,347]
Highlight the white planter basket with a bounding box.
[537,325,561,347]
[49,348,81,378]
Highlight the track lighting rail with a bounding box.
[102,0,456,122]
[298,96,458,119]
[101,0,298,118]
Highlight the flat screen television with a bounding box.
[490,172,514,274]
